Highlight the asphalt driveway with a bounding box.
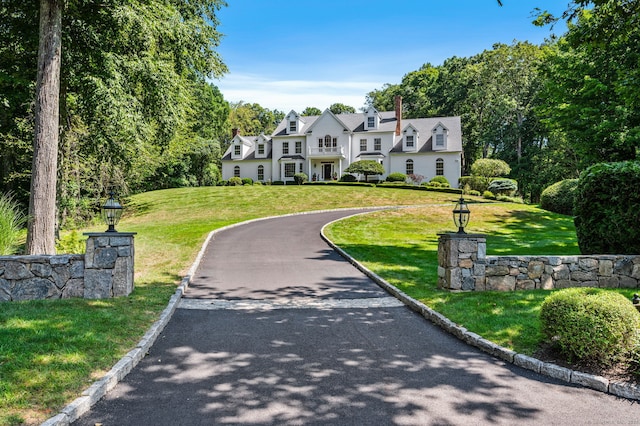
[73,210,640,425]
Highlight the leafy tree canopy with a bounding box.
[344,160,385,182]
[329,103,356,115]
[302,107,322,116]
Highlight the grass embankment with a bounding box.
[325,204,635,355]
[0,185,456,426]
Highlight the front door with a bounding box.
[323,163,332,180]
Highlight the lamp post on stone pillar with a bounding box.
[82,190,136,299]
[437,198,486,291]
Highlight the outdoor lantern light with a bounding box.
[453,197,471,234]
[101,191,123,233]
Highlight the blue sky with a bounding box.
[213,1,568,112]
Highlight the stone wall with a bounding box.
[0,232,135,302]
[438,233,640,291]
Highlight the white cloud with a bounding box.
[212,73,386,112]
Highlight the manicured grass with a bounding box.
[0,185,458,426]
[324,204,635,356]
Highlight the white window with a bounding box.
[374,138,381,151]
[324,135,332,148]
[295,141,302,154]
[368,116,375,128]
[299,163,303,173]
[406,135,414,148]
[406,159,414,175]
[258,165,264,181]
[234,166,240,177]
[283,142,289,155]
[289,121,296,132]
[284,163,295,177]
[436,158,444,176]
[332,137,337,147]
[258,144,264,155]
[436,134,445,147]
[318,138,323,148]
[360,139,367,152]
[234,145,241,156]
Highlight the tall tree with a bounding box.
[27,0,62,254]
[329,103,356,114]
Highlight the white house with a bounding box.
[221,97,463,187]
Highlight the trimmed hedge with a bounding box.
[540,288,640,366]
[428,176,450,187]
[574,161,640,254]
[228,177,243,186]
[386,172,407,182]
[540,179,578,216]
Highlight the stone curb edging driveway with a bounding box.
[41,207,640,425]
[319,211,640,403]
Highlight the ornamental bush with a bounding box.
[241,177,253,186]
[293,173,308,185]
[540,288,640,366]
[0,193,26,255]
[386,172,407,182]
[574,161,640,254]
[540,179,579,216]
[339,173,357,182]
[428,176,450,187]
[487,178,517,196]
[227,177,243,186]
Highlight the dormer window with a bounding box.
[365,106,380,130]
[402,124,419,151]
[258,144,264,155]
[432,123,448,150]
[406,135,414,148]
[234,145,241,156]
[285,110,302,135]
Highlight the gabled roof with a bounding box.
[389,116,462,154]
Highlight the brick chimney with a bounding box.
[232,128,239,138]
[395,96,402,136]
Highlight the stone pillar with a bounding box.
[83,232,136,299]
[438,233,486,291]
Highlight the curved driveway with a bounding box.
[74,210,640,425]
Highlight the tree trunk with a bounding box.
[26,0,62,255]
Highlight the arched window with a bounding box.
[436,158,444,176]
[257,165,264,181]
[405,159,414,175]
[234,166,240,177]
[324,135,332,148]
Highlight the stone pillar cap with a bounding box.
[83,232,137,237]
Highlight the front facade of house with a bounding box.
[221,99,463,187]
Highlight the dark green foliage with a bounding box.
[227,177,242,186]
[344,160,385,182]
[540,288,640,366]
[272,180,285,185]
[293,173,308,185]
[574,161,640,254]
[386,172,407,182]
[482,191,496,200]
[241,177,253,186]
[428,176,450,187]
[487,179,517,196]
[459,176,492,193]
[540,179,579,216]
[339,174,357,182]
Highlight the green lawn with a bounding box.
[324,203,635,355]
[2,185,625,426]
[0,185,457,426]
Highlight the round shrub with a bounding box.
[487,178,517,196]
[293,173,308,185]
[228,177,243,186]
[429,176,450,187]
[540,179,578,216]
[340,173,357,182]
[241,177,253,186]
[482,190,496,200]
[574,161,640,254]
[386,172,407,182]
[540,288,640,366]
